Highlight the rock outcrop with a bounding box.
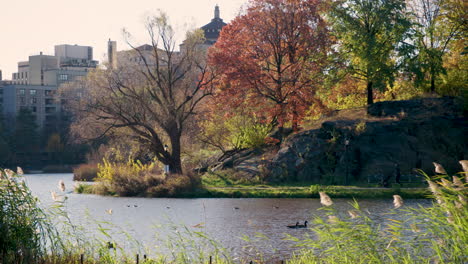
[218,97,468,184]
[266,97,467,183]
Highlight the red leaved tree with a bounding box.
[208,0,331,131]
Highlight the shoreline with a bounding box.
[75,184,431,199]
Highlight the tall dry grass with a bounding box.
[286,167,468,264]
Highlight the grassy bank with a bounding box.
[74,162,430,198]
[197,186,430,199]
[76,182,430,199]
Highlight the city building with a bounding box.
[111,5,227,66]
[12,44,97,86]
[108,39,117,70]
[0,71,12,117]
[2,84,59,130]
[201,5,227,46]
[4,44,98,128]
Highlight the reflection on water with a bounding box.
[24,173,431,260]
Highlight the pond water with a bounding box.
[24,173,431,261]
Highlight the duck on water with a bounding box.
[287,221,308,229]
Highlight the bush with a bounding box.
[73,164,98,181]
[93,159,200,197]
[146,174,199,197]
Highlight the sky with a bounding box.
[0,0,248,80]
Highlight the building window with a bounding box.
[20,97,25,104]
[30,89,37,96]
[19,89,25,95]
[59,74,69,81]
[31,106,37,113]
[30,97,37,104]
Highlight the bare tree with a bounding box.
[69,12,214,174]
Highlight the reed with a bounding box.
[0,168,62,263]
[286,168,468,264]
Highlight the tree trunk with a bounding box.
[292,104,298,132]
[169,133,183,175]
[367,81,374,105]
[276,102,287,141]
[430,75,435,93]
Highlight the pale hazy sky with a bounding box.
[0,0,247,79]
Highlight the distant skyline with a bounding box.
[0,0,247,79]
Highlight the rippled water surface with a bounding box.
[24,173,431,260]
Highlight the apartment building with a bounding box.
[4,44,97,128]
[12,45,97,86]
[3,84,59,129]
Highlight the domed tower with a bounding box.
[201,5,227,45]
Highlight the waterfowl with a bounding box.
[234,207,239,210]
[107,241,116,249]
[287,221,308,229]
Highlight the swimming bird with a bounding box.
[107,241,116,249]
[106,209,113,215]
[273,206,279,209]
[234,207,239,210]
[287,221,308,229]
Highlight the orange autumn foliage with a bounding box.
[208,0,332,130]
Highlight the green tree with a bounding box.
[408,0,464,93]
[330,0,412,104]
[46,133,65,164]
[12,108,39,154]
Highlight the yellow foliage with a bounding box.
[97,158,155,183]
